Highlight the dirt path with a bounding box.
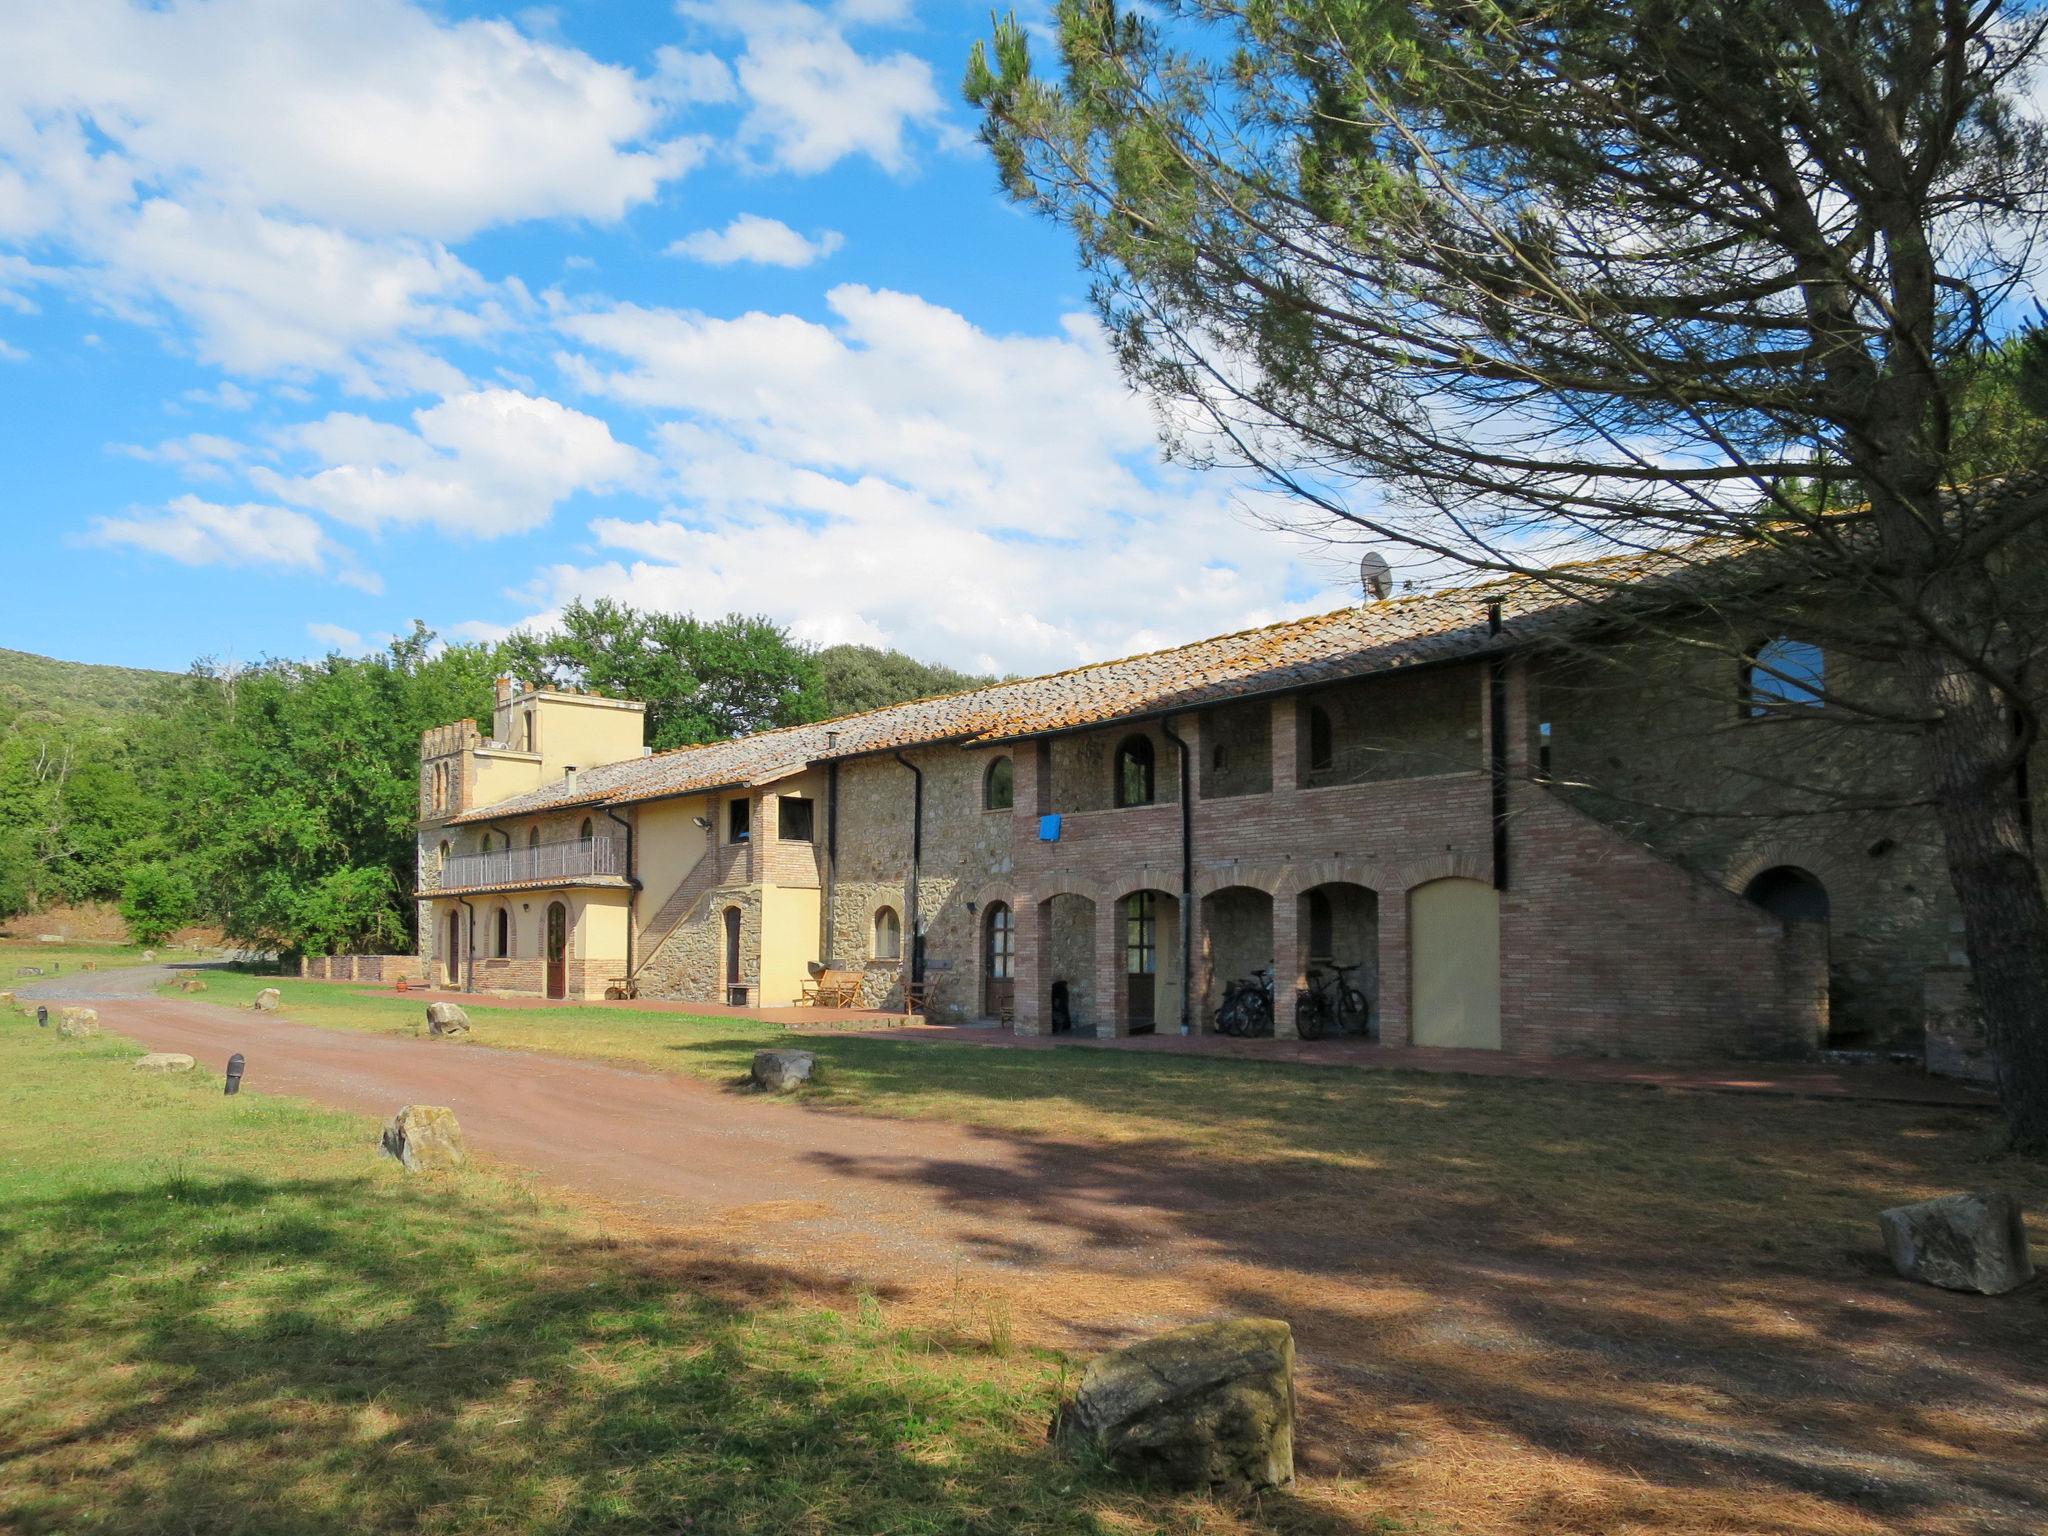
[28,967,1203,1277]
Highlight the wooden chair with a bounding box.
[801,969,865,1008]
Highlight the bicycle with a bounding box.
[1216,967,1275,1037]
[1296,962,1371,1040]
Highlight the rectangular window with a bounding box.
[1538,720,1553,774]
[1125,892,1158,975]
[777,797,814,841]
[727,798,751,843]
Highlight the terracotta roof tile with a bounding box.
[445,548,1693,825]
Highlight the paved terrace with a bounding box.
[306,975,1996,1107]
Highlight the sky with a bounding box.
[0,0,1361,680]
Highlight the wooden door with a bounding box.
[545,902,568,1000]
[1126,892,1157,1030]
[984,902,1014,1019]
[723,906,744,1005]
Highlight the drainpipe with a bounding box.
[892,750,925,985]
[1487,602,1510,891]
[455,894,478,993]
[823,753,841,964]
[603,805,640,982]
[1161,718,1195,1036]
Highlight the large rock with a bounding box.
[177,976,208,993]
[380,1105,466,1172]
[751,1048,816,1093]
[134,1052,196,1073]
[57,1007,99,1039]
[426,1001,471,1036]
[252,987,282,1012]
[1880,1192,2034,1296]
[1053,1318,1295,1491]
[141,950,156,962]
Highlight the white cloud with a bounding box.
[680,0,945,174]
[92,495,333,572]
[0,0,699,386]
[535,286,1344,671]
[252,387,649,537]
[181,380,255,411]
[0,338,24,361]
[667,213,844,267]
[306,621,365,652]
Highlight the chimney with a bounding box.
[494,674,514,706]
[564,765,579,792]
[826,729,841,752]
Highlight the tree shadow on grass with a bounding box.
[0,1169,1360,1536]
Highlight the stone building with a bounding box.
[408,557,1978,1060]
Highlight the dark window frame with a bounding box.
[1114,734,1156,807]
[727,797,751,844]
[777,797,815,842]
[984,755,1014,811]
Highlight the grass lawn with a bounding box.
[0,1018,1284,1536]
[3,937,207,982]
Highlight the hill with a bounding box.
[0,648,180,727]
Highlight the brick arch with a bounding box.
[1387,851,1492,891]
[1032,870,1101,906]
[1289,855,1391,897]
[1193,862,1289,898]
[1722,841,1855,921]
[961,879,1018,917]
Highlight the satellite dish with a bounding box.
[1359,551,1394,602]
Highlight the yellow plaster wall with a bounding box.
[575,893,632,965]
[759,883,823,1006]
[470,751,543,808]
[494,691,645,782]
[635,797,712,941]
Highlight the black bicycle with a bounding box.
[1217,968,1275,1037]
[1296,962,1371,1041]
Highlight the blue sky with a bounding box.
[0,0,1352,678]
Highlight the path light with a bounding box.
[225,1052,245,1096]
[35,1006,46,1027]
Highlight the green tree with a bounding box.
[813,644,1000,716]
[119,861,195,947]
[970,0,2048,1143]
[499,601,822,749]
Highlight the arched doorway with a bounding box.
[544,902,568,1001]
[444,909,460,988]
[1299,882,1379,1037]
[1743,865,1831,923]
[983,901,1014,1019]
[723,906,744,1005]
[1409,877,1501,1049]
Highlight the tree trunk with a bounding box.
[1915,647,2048,1148]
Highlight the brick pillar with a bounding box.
[1272,889,1302,1039]
[1378,886,1410,1044]
[1190,890,1213,1033]
[1013,894,1045,1034]
[1271,695,1299,795]
[1094,894,1127,1037]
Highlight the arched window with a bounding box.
[528,826,541,850]
[873,906,902,961]
[431,763,446,811]
[493,906,510,958]
[437,839,451,873]
[984,755,1014,811]
[1308,705,1336,773]
[522,708,536,753]
[579,817,594,845]
[1114,734,1155,807]
[1743,637,1825,717]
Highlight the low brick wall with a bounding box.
[299,954,426,985]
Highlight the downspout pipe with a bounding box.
[603,805,641,982]
[892,751,925,986]
[823,758,841,964]
[1160,718,1195,1035]
[1487,603,1510,892]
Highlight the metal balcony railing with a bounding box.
[428,837,621,891]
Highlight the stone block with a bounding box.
[134,1053,196,1073]
[751,1048,815,1093]
[380,1105,466,1172]
[252,987,282,1012]
[426,1001,471,1036]
[1053,1318,1295,1491]
[1880,1192,2033,1295]
[57,1007,99,1039]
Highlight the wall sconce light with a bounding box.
[693,815,712,831]
[966,901,978,914]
